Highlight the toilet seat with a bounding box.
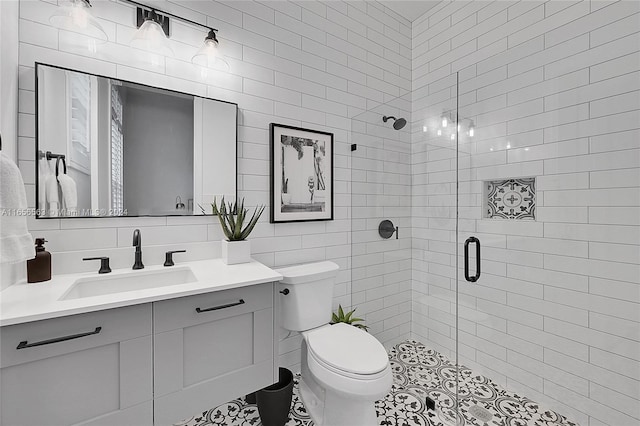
[305,323,389,378]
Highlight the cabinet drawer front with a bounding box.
[1,336,152,426]
[154,307,274,425]
[153,283,273,333]
[0,304,152,368]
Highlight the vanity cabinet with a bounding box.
[0,282,276,426]
[0,304,153,426]
[153,283,275,425]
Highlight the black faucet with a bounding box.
[132,229,144,270]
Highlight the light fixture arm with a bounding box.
[122,0,217,33]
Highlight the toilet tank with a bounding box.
[275,261,339,331]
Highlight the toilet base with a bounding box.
[298,375,379,426]
[299,359,380,426]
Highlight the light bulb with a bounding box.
[442,116,448,128]
[192,30,230,71]
[70,5,88,28]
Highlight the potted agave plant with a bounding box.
[211,197,265,265]
[331,305,369,332]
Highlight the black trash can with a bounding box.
[256,367,294,426]
[245,391,257,404]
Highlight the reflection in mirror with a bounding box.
[36,63,237,218]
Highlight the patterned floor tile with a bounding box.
[175,340,578,426]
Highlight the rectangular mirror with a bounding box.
[35,63,237,218]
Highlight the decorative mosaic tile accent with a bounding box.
[175,340,577,426]
[486,178,536,220]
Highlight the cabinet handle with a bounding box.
[196,299,245,313]
[16,327,102,350]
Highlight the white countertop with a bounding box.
[0,259,282,327]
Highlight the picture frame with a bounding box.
[270,123,334,223]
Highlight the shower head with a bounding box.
[383,115,407,130]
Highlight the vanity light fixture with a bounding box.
[192,29,230,72]
[49,0,108,42]
[123,0,228,71]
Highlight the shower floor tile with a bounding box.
[175,339,577,426]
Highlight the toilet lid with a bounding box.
[306,323,389,375]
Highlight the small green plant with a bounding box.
[331,305,368,332]
[210,197,265,241]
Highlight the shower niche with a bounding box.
[484,177,536,220]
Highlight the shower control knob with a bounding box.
[379,220,398,239]
[279,289,290,295]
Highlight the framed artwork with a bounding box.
[270,123,333,223]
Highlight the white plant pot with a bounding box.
[221,240,251,265]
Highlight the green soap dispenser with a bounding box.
[27,238,51,283]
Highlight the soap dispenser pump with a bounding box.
[27,238,52,283]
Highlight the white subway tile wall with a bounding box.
[8,1,640,423]
[15,0,412,372]
[412,1,639,425]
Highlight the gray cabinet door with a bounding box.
[153,283,275,425]
[0,304,153,426]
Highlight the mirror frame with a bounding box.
[34,62,238,219]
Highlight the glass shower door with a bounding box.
[411,73,462,425]
[454,64,553,424]
[350,93,413,347]
[453,54,621,425]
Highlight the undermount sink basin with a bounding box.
[60,267,197,300]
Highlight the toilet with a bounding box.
[276,261,392,426]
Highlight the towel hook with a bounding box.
[175,196,185,209]
[55,156,67,177]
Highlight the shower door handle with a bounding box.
[464,236,481,283]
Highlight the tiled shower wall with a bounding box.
[7,0,412,372]
[411,1,640,425]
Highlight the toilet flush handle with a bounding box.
[280,289,290,295]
